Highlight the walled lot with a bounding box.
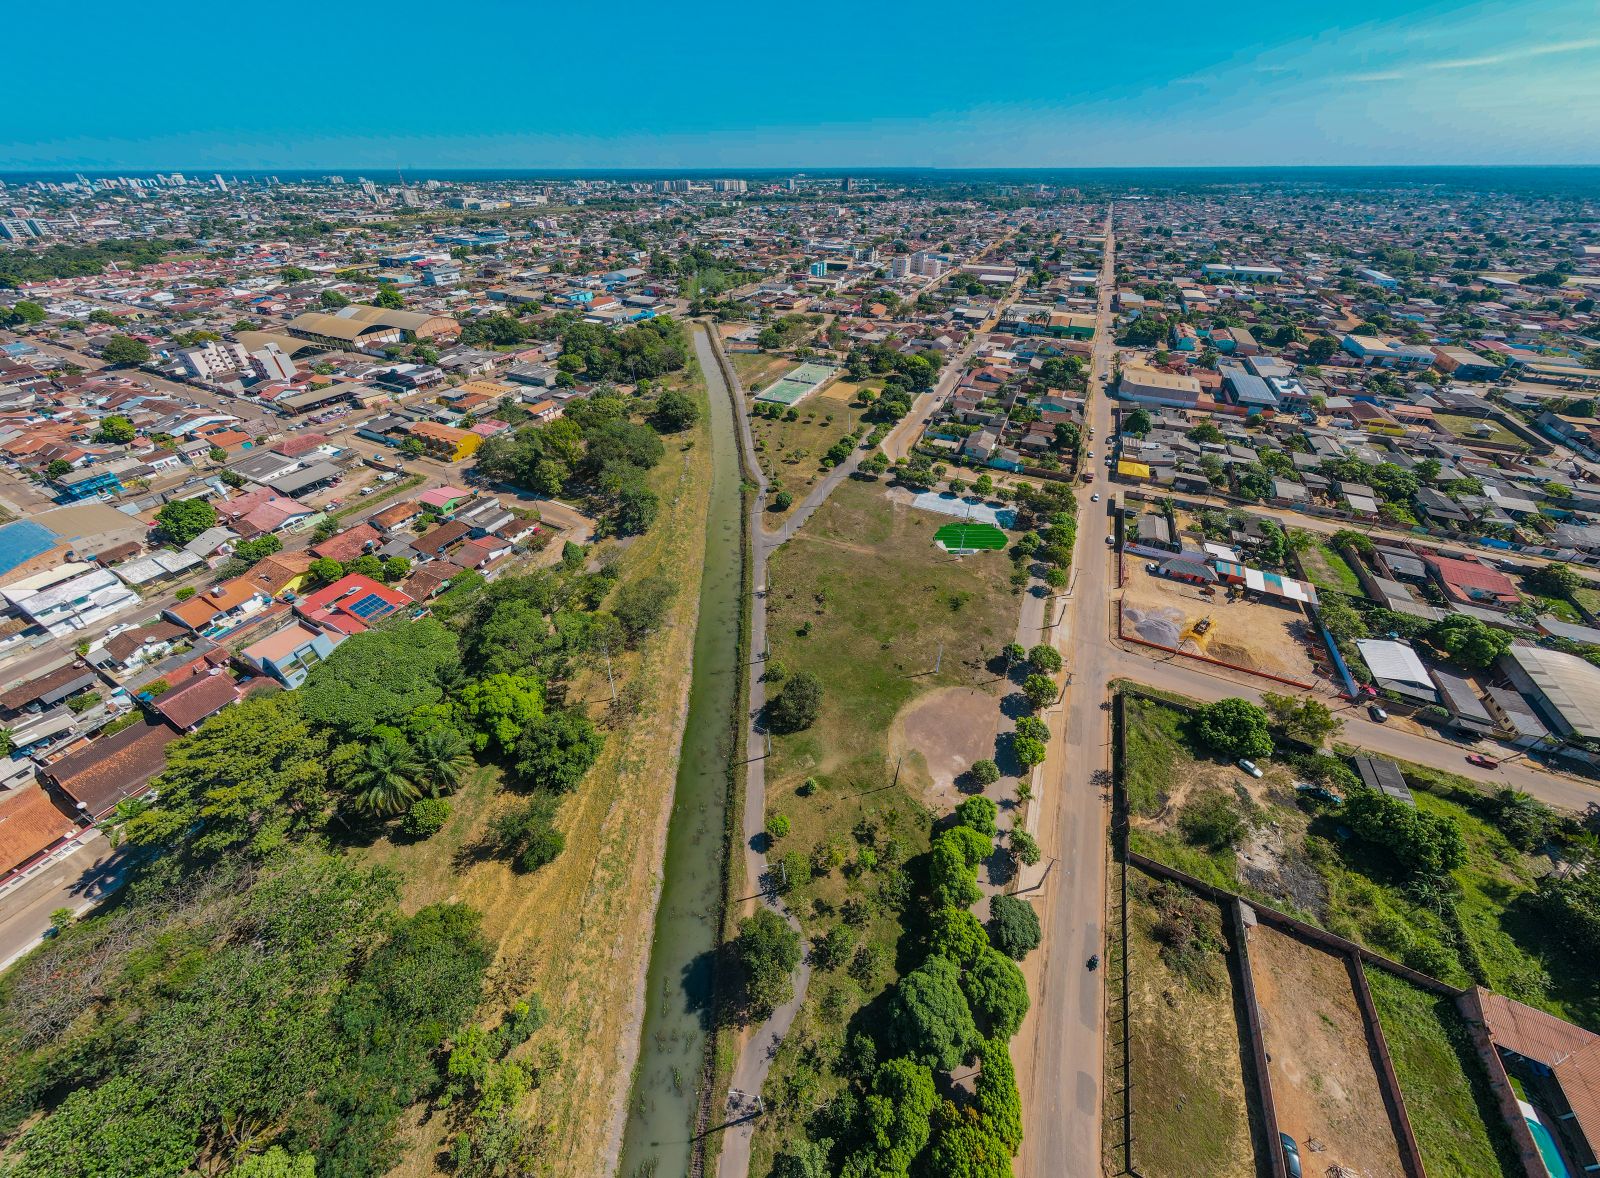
[1123,876,1260,1178]
[1250,925,1409,1178]
[1119,569,1319,682]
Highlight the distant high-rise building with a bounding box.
[212,173,228,192]
[712,179,747,193]
[326,175,345,185]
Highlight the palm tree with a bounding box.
[414,728,472,797]
[351,733,422,817]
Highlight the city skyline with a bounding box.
[8,0,1599,170]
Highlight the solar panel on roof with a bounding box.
[345,593,396,620]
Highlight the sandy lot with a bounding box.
[1250,925,1408,1178]
[890,685,999,810]
[1120,570,1318,682]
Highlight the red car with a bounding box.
[1466,753,1498,769]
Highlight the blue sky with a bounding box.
[6,0,1598,169]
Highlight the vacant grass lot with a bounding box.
[748,478,1018,1174]
[729,350,791,389]
[1122,692,1598,1031]
[1435,413,1527,450]
[1125,874,1259,1178]
[359,366,715,1178]
[749,379,870,523]
[1364,967,1521,1177]
[1301,541,1362,595]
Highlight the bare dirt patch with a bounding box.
[1120,571,1318,681]
[1249,925,1408,1178]
[890,686,999,810]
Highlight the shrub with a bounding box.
[402,797,452,840]
[765,812,792,839]
[1178,788,1248,850]
[735,908,801,1016]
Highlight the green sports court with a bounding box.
[755,361,836,406]
[933,522,1008,553]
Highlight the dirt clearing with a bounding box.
[890,686,999,809]
[1249,925,1408,1178]
[1120,570,1317,681]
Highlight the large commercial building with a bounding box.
[1116,365,1203,409]
[1498,645,1600,743]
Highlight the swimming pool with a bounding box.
[1520,1100,1573,1178]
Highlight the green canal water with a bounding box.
[619,330,744,1177]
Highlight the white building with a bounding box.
[249,342,297,382]
[2,563,139,637]
[178,339,252,381]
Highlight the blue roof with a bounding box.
[0,520,59,576]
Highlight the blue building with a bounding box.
[53,466,124,503]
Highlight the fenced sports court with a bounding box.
[933,522,1008,553]
[755,361,836,406]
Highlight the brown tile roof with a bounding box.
[153,671,241,731]
[0,663,96,713]
[244,551,314,596]
[311,524,380,563]
[44,720,178,818]
[371,501,421,530]
[103,621,185,663]
[416,520,471,555]
[0,785,78,875]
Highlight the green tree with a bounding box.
[1345,787,1466,876]
[1027,643,1062,673]
[349,728,422,817]
[230,1147,317,1177]
[956,795,997,835]
[1536,851,1600,958]
[969,759,1000,786]
[1021,673,1057,711]
[1013,736,1047,768]
[734,907,801,1016]
[9,299,47,326]
[1260,691,1342,746]
[414,727,472,795]
[232,534,283,567]
[458,673,545,757]
[1528,562,1582,600]
[488,795,565,872]
[514,710,603,793]
[96,414,137,444]
[963,947,1030,1039]
[888,955,980,1072]
[45,458,72,479]
[768,670,823,733]
[1124,408,1153,437]
[845,1057,937,1177]
[101,334,152,366]
[5,1075,197,1178]
[402,797,452,840]
[651,387,700,432]
[279,266,314,282]
[612,575,676,645]
[124,692,330,857]
[372,285,405,309]
[1190,697,1273,759]
[1427,614,1512,668]
[305,556,345,588]
[300,620,459,736]
[154,497,218,545]
[319,289,351,309]
[988,894,1041,960]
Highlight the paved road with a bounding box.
[1016,206,1119,1178]
[0,829,134,973]
[1016,207,1600,1178]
